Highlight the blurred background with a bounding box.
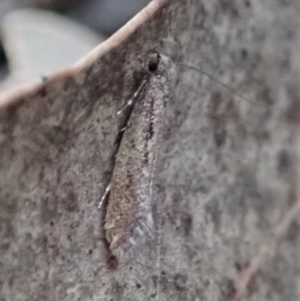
[0,0,151,93]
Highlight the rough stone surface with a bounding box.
[0,0,299,300]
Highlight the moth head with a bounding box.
[146,51,176,87]
[147,51,173,71]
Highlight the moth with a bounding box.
[102,52,172,263]
[100,51,260,264]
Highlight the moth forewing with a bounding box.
[104,54,172,263]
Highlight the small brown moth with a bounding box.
[100,49,263,266]
[102,52,171,263]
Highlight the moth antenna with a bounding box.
[160,35,263,107]
[178,62,263,107]
[160,48,268,109]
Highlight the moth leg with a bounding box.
[98,183,111,209]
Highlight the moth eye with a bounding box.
[148,52,161,72]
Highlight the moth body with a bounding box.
[104,54,171,262]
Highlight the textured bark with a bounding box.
[0,0,299,301]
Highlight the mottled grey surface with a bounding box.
[0,0,299,301]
